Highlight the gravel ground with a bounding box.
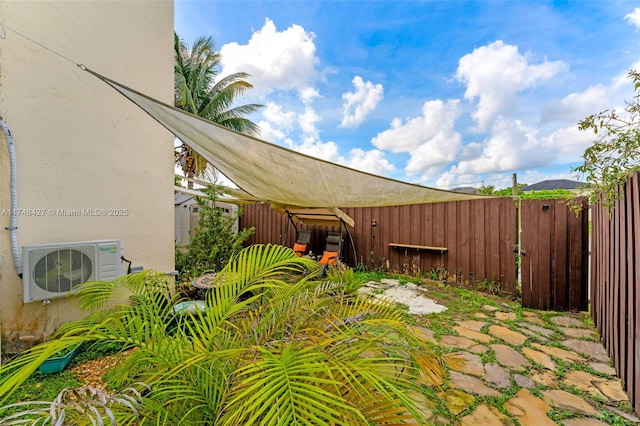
[67,350,134,390]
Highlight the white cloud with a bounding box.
[434,171,484,189]
[540,84,608,124]
[219,18,320,97]
[300,87,321,104]
[256,102,297,143]
[455,40,566,131]
[256,120,287,142]
[434,116,594,188]
[340,76,384,128]
[262,102,296,133]
[288,139,394,176]
[283,132,395,177]
[539,125,593,164]
[405,131,461,175]
[609,60,640,95]
[452,118,553,175]
[344,148,395,175]
[625,8,640,29]
[292,139,341,163]
[255,100,334,166]
[458,141,484,161]
[372,99,461,153]
[257,93,394,176]
[371,99,462,175]
[299,105,321,144]
[538,61,640,161]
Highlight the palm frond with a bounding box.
[69,270,173,312]
[221,344,364,426]
[0,384,147,426]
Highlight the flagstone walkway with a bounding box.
[369,279,640,425]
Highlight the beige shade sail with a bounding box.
[88,69,492,210]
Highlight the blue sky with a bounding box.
[175,1,640,190]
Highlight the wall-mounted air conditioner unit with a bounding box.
[22,240,125,303]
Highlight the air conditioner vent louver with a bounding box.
[23,240,124,303]
[32,249,93,293]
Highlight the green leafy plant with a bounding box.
[396,275,412,285]
[548,408,578,422]
[483,186,581,200]
[478,184,496,195]
[597,410,637,426]
[428,265,449,282]
[520,189,578,200]
[0,371,81,410]
[477,278,503,296]
[175,185,254,283]
[574,69,640,210]
[353,270,387,282]
[326,266,368,293]
[491,184,527,197]
[0,244,447,425]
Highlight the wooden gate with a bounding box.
[520,198,589,310]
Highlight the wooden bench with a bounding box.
[388,243,448,254]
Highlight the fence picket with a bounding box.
[591,171,640,417]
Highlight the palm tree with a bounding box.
[174,32,263,186]
[0,244,450,425]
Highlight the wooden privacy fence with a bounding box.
[340,199,518,295]
[591,171,640,416]
[240,196,587,302]
[241,199,517,294]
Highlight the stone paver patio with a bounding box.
[367,279,640,425]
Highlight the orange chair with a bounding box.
[318,232,342,266]
[293,243,307,257]
[293,230,311,257]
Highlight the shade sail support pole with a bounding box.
[341,219,357,268]
[283,211,299,246]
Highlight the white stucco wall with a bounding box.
[0,1,174,351]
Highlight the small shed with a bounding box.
[174,193,238,246]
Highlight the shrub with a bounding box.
[175,186,254,283]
